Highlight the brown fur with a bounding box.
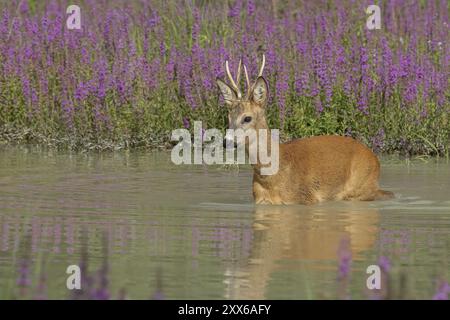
[253,135,394,205]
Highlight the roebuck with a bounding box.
[216,55,394,205]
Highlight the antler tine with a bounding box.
[225,61,236,89]
[257,54,266,77]
[225,60,242,98]
[243,65,251,90]
[236,59,242,90]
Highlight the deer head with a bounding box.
[216,55,269,147]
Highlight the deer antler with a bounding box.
[244,54,266,99]
[243,65,251,90]
[225,59,242,99]
[257,54,266,77]
[224,54,266,100]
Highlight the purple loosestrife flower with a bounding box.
[0,9,9,35]
[17,258,32,288]
[337,237,352,280]
[265,47,276,77]
[310,83,319,98]
[296,41,307,56]
[61,95,74,130]
[315,97,323,114]
[91,231,111,300]
[41,14,49,36]
[247,0,256,16]
[92,268,110,300]
[344,127,353,137]
[378,256,391,273]
[31,89,39,114]
[160,40,166,58]
[312,44,332,107]
[295,71,309,96]
[72,232,92,300]
[139,58,154,91]
[378,38,392,95]
[179,55,197,109]
[148,12,161,29]
[295,18,305,51]
[359,46,371,90]
[15,235,33,298]
[1,48,13,74]
[404,80,418,104]
[152,290,164,300]
[166,47,177,81]
[357,91,369,115]
[192,7,201,43]
[372,128,385,152]
[46,13,61,43]
[228,0,241,19]
[357,49,370,114]
[19,0,30,14]
[399,52,411,79]
[95,58,109,99]
[74,81,90,101]
[0,0,446,155]
[335,44,346,71]
[80,46,90,65]
[24,45,33,61]
[21,76,32,104]
[318,13,328,34]
[39,71,48,96]
[337,236,352,300]
[183,118,190,129]
[433,280,449,300]
[192,42,208,93]
[276,58,289,123]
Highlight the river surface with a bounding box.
[0,147,449,299]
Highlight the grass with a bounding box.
[0,1,448,155]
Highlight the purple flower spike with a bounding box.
[17,258,32,288]
[433,280,449,300]
[152,290,165,300]
[92,287,110,300]
[337,237,352,280]
[378,256,391,273]
[183,117,190,129]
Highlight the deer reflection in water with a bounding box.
[223,203,380,299]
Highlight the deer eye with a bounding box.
[243,116,252,123]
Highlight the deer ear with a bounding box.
[251,76,268,106]
[216,78,237,105]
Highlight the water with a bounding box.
[0,147,449,299]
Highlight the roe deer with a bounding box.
[216,55,394,205]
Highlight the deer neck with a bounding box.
[246,119,275,177]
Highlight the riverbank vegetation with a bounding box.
[0,0,448,155]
